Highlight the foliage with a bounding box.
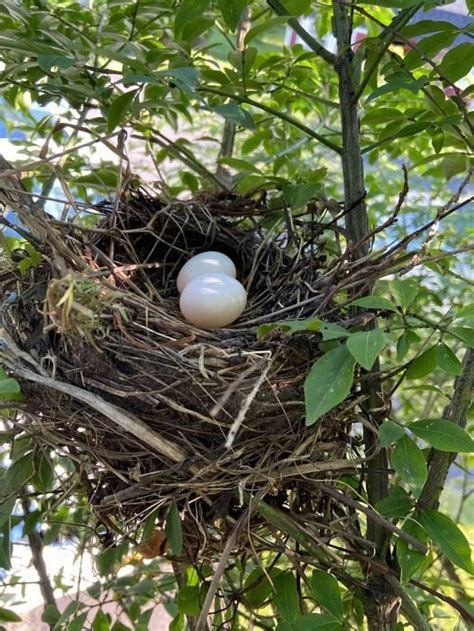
[0,0,472,629]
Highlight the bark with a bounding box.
[216,7,251,182]
[22,499,58,629]
[332,1,399,626]
[418,348,474,509]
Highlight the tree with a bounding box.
[0,1,472,629]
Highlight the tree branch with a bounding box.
[418,348,474,510]
[200,87,342,154]
[353,3,422,103]
[267,0,336,66]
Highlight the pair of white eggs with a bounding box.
[177,251,247,329]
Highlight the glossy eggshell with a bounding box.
[177,251,236,293]
[179,274,247,329]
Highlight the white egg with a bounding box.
[180,274,247,329]
[177,251,236,293]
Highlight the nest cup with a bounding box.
[2,191,357,559]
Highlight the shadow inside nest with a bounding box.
[1,190,360,558]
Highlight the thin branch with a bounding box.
[199,87,342,154]
[318,483,427,554]
[353,3,422,102]
[266,0,336,66]
[418,348,474,510]
[8,366,190,466]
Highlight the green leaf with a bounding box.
[391,435,427,496]
[92,610,110,631]
[455,304,474,319]
[219,156,262,174]
[274,571,299,622]
[175,0,210,39]
[244,17,289,44]
[401,19,458,37]
[419,509,473,574]
[214,103,255,130]
[0,497,15,529]
[350,296,398,312]
[283,183,322,209]
[405,346,438,379]
[357,0,421,6]
[217,0,248,31]
[397,518,427,583]
[396,333,410,361]
[392,278,419,310]
[410,419,474,453]
[244,567,281,608]
[366,75,426,103]
[304,346,356,426]
[107,90,138,134]
[165,503,182,556]
[376,486,413,519]
[177,586,201,616]
[277,613,343,630]
[2,455,34,496]
[435,343,462,376]
[448,326,474,348]
[68,613,89,631]
[157,67,199,89]
[380,421,405,447]
[437,43,474,83]
[33,451,54,492]
[41,605,61,626]
[257,319,321,339]
[310,570,343,621]
[284,0,311,14]
[320,322,348,341]
[37,54,75,72]
[346,329,387,370]
[361,108,405,125]
[0,607,22,623]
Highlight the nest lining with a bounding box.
[1,191,364,556]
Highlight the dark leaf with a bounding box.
[175,0,210,39]
[165,503,182,556]
[217,0,248,31]
[107,90,138,134]
[0,607,21,623]
[376,486,413,519]
[405,345,438,379]
[435,343,462,376]
[214,103,255,129]
[37,54,75,72]
[397,518,427,583]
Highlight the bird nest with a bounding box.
[0,190,372,561]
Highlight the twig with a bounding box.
[418,348,474,510]
[9,366,189,466]
[267,0,336,65]
[196,509,249,631]
[318,483,427,554]
[225,359,273,448]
